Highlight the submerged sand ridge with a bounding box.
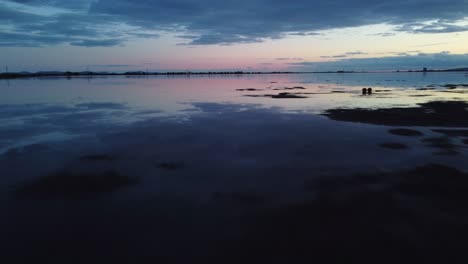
[323,100,468,127]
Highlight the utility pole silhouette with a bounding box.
[5,65,8,73]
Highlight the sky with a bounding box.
[1,0,468,72]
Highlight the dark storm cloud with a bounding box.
[0,1,158,47]
[0,31,69,46]
[292,52,468,71]
[10,0,90,9]
[1,0,468,46]
[89,0,468,45]
[0,2,44,23]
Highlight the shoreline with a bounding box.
[1,69,467,80]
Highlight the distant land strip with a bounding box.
[1,68,467,79]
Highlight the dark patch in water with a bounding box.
[16,171,137,199]
[272,87,306,90]
[236,164,468,262]
[323,101,468,127]
[213,192,269,205]
[80,154,116,162]
[389,129,424,137]
[443,84,459,89]
[236,88,261,91]
[432,129,468,137]
[157,162,185,170]
[442,90,468,94]
[421,137,459,155]
[409,94,432,97]
[379,143,408,150]
[272,93,307,99]
[245,93,308,99]
[416,88,435,90]
[7,164,468,262]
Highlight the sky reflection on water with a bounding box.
[0,72,467,177]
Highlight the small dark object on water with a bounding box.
[362,88,372,95]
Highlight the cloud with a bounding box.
[320,51,367,59]
[291,52,468,71]
[0,31,70,46]
[288,32,322,36]
[179,34,264,45]
[396,20,468,34]
[76,102,128,110]
[409,42,449,47]
[1,0,468,46]
[88,0,468,45]
[345,51,368,56]
[372,32,397,37]
[70,39,124,47]
[0,0,159,47]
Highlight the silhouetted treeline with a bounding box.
[1,67,467,79]
[0,71,300,79]
[396,67,468,73]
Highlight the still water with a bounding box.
[2,72,468,262]
[0,72,467,192]
[1,72,468,112]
